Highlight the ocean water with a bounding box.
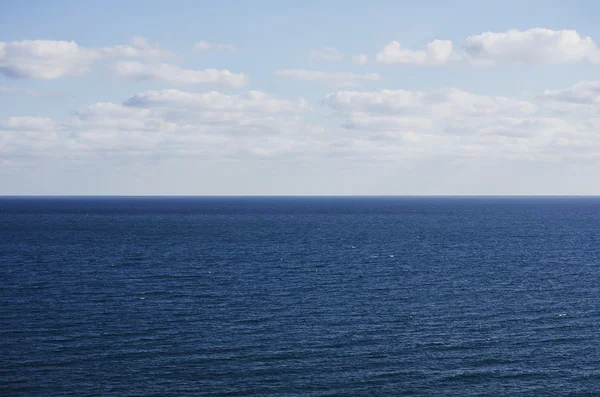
[1,197,600,396]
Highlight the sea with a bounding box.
[1,196,600,396]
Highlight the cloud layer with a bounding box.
[1,89,317,163]
[3,28,600,187]
[3,81,600,169]
[0,37,171,79]
[112,62,248,87]
[321,83,600,161]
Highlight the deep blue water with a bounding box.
[2,197,600,396]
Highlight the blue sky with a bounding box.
[2,0,600,194]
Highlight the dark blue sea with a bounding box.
[2,197,600,396]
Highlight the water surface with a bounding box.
[2,197,600,396]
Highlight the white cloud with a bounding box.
[541,81,600,104]
[99,90,313,155]
[276,69,380,88]
[352,54,368,65]
[320,88,578,161]
[193,40,237,54]
[0,117,61,160]
[539,81,600,113]
[47,86,594,163]
[99,36,172,58]
[340,114,434,132]
[310,47,343,62]
[463,28,600,65]
[444,117,570,138]
[0,38,171,80]
[124,89,310,113]
[4,83,600,170]
[0,40,99,79]
[0,116,59,131]
[376,40,454,65]
[0,89,318,164]
[111,61,248,87]
[71,102,167,131]
[376,28,600,66]
[323,88,537,117]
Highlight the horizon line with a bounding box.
[2,194,600,198]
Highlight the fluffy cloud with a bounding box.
[377,28,600,66]
[111,61,248,87]
[376,40,454,65]
[0,89,317,163]
[0,40,99,79]
[276,69,380,88]
[352,54,369,65]
[193,40,237,54]
[0,37,171,79]
[539,81,600,113]
[463,28,600,65]
[320,87,586,161]
[322,85,600,163]
[3,84,600,168]
[310,47,343,61]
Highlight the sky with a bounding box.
[2,0,600,195]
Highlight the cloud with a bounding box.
[71,102,165,131]
[376,40,454,65]
[0,116,59,131]
[0,38,171,80]
[319,87,576,161]
[318,86,600,163]
[276,69,380,88]
[0,40,99,79]
[95,90,313,156]
[352,54,368,65]
[111,61,248,87]
[4,84,600,168]
[376,28,600,66]
[310,47,343,62]
[444,117,570,138]
[539,81,600,113]
[463,28,600,65]
[323,88,537,117]
[339,114,434,132]
[0,89,318,164]
[193,40,237,54]
[541,81,600,104]
[99,37,172,58]
[124,89,310,113]
[0,117,61,160]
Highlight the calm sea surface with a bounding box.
[1,197,600,396]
